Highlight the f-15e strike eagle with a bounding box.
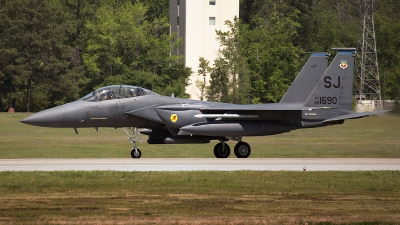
[21,48,387,158]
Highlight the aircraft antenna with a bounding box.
[355,0,382,111]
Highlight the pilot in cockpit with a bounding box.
[129,89,136,97]
[99,90,115,100]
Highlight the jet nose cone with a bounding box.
[21,107,65,127]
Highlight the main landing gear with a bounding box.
[123,128,251,159]
[213,142,231,158]
[213,141,251,158]
[123,127,142,159]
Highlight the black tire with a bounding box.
[131,148,142,158]
[234,142,251,158]
[213,143,230,158]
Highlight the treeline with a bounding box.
[204,0,400,104]
[0,0,189,112]
[1,0,400,111]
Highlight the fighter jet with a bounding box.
[21,48,387,158]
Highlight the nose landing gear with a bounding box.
[131,148,142,158]
[123,127,142,158]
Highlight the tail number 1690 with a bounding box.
[314,96,337,105]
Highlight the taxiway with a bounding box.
[1,158,399,171]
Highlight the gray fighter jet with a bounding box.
[21,48,387,158]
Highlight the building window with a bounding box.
[209,0,216,5]
[209,17,215,25]
[177,0,180,5]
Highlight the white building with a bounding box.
[169,0,239,99]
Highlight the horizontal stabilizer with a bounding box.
[322,110,389,123]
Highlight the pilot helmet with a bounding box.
[99,90,109,100]
[129,89,136,97]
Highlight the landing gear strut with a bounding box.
[123,127,142,159]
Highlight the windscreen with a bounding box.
[81,85,155,102]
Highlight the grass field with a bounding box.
[0,171,400,224]
[1,113,400,224]
[1,113,399,158]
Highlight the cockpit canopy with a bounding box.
[81,85,156,102]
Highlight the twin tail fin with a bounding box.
[304,48,356,110]
[280,52,329,103]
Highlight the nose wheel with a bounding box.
[123,127,142,159]
[131,148,142,158]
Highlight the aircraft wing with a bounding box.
[123,102,315,127]
[322,110,389,123]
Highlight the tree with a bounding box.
[61,0,101,98]
[212,17,251,104]
[141,0,169,20]
[2,0,399,110]
[240,0,315,50]
[243,5,303,103]
[0,0,87,112]
[83,1,186,95]
[196,57,211,101]
[309,0,358,51]
[159,64,191,98]
[374,0,400,101]
[207,57,230,102]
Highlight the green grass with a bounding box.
[1,113,400,158]
[0,171,400,224]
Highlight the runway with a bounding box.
[1,158,399,171]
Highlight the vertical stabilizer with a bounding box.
[280,52,329,103]
[304,48,356,110]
